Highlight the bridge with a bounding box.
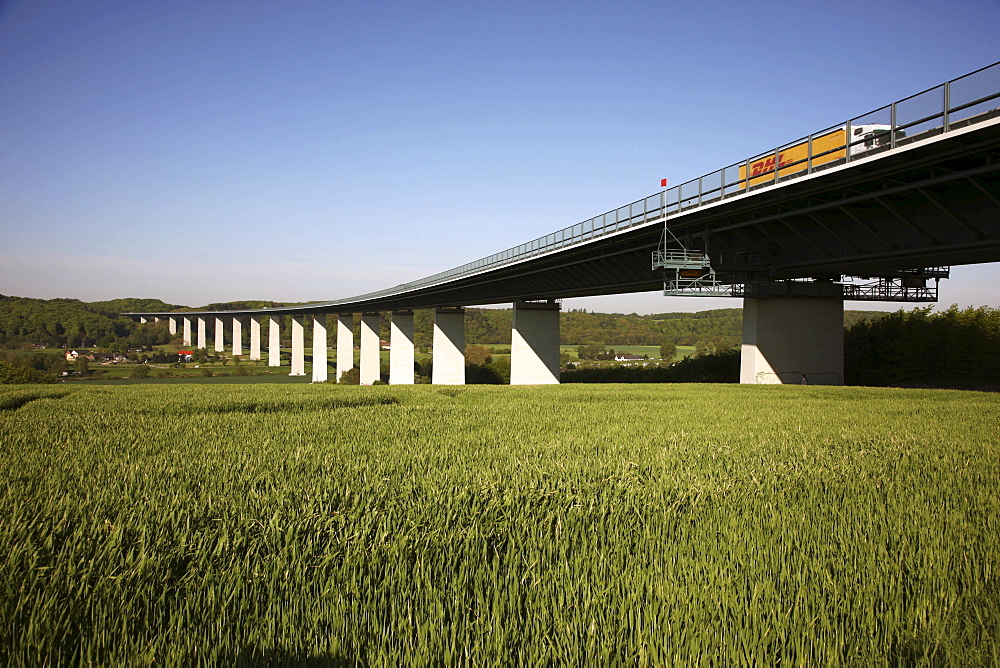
[126,62,1000,386]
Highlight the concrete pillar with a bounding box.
[232,317,243,357]
[740,297,844,385]
[182,317,191,345]
[250,315,262,361]
[510,301,561,385]
[139,316,147,324]
[312,314,328,383]
[268,316,281,367]
[197,317,207,350]
[169,317,177,335]
[389,310,415,385]
[360,312,381,385]
[432,308,465,385]
[336,314,354,383]
[290,315,306,376]
[154,317,160,323]
[214,317,225,353]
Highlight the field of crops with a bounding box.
[2,383,998,664]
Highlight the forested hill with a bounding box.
[0,295,182,348]
[1,294,891,349]
[565,309,743,347]
[399,307,887,348]
[563,308,883,347]
[84,298,184,315]
[0,296,317,348]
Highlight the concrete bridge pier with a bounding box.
[336,314,354,383]
[139,316,147,324]
[360,312,381,385]
[312,314,328,383]
[268,316,281,367]
[197,317,207,350]
[290,315,306,376]
[510,301,561,385]
[232,317,243,357]
[389,310,415,385]
[249,315,262,360]
[169,317,177,336]
[182,317,191,346]
[433,308,465,385]
[214,317,225,353]
[740,297,844,385]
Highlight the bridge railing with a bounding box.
[740,61,1000,191]
[346,62,999,305]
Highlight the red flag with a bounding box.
[660,178,668,187]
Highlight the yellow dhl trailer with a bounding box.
[739,124,897,188]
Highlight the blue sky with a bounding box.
[1,0,998,313]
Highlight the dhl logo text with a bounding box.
[749,153,794,177]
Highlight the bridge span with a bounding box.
[126,63,1000,386]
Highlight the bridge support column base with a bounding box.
[268,317,281,367]
[740,297,844,385]
[249,315,262,361]
[390,311,415,385]
[432,309,465,385]
[510,301,561,385]
[214,317,225,353]
[232,317,243,357]
[336,314,354,383]
[360,313,381,385]
[290,315,306,376]
[197,317,207,350]
[312,314,328,383]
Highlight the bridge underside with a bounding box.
[695,118,1000,281]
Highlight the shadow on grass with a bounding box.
[180,396,401,416]
[0,390,73,412]
[227,647,358,667]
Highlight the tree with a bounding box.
[576,342,605,360]
[415,358,432,384]
[694,340,717,357]
[659,340,677,362]
[845,305,1000,386]
[0,360,55,384]
[131,365,149,379]
[338,367,360,384]
[465,345,492,366]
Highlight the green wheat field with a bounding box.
[2,383,998,665]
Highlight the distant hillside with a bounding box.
[84,298,184,316]
[0,295,180,348]
[562,307,887,348]
[0,294,892,350]
[177,300,283,312]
